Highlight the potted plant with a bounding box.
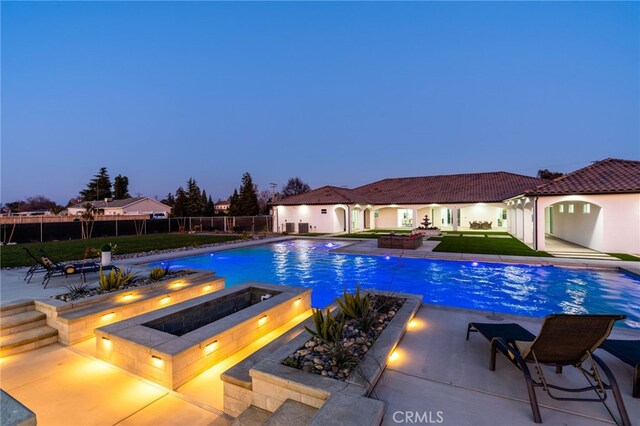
[412,214,440,237]
[100,243,115,266]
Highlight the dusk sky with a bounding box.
[2,1,639,205]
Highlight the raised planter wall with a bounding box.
[377,235,423,250]
[221,291,422,422]
[95,283,312,389]
[34,271,225,345]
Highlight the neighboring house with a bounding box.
[273,158,640,254]
[67,197,171,218]
[214,200,230,214]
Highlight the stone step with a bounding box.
[264,399,318,426]
[0,325,58,357]
[0,310,47,333]
[232,405,271,426]
[0,300,35,318]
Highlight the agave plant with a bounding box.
[99,267,137,291]
[337,285,371,320]
[149,266,168,281]
[304,308,345,344]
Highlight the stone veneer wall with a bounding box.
[34,272,224,345]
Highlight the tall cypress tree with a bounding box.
[228,189,240,216]
[237,172,259,216]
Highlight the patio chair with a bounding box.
[37,249,118,288]
[600,339,640,398]
[23,247,47,283]
[466,314,630,425]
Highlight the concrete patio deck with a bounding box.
[1,305,637,425]
[1,237,639,425]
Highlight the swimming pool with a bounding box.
[149,240,640,329]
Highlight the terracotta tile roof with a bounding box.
[354,172,546,204]
[276,173,546,205]
[526,158,640,195]
[275,186,372,205]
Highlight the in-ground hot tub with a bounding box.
[95,282,311,389]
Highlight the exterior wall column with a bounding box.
[412,208,419,229]
[452,207,459,231]
[535,198,546,251]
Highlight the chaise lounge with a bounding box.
[600,339,640,398]
[466,314,630,425]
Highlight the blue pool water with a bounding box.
[149,240,640,329]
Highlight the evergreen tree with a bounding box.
[201,190,209,215]
[161,193,175,207]
[206,196,215,216]
[80,167,113,201]
[113,175,131,199]
[185,178,204,216]
[228,189,240,216]
[237,172,260,215]
[172,187,188,217]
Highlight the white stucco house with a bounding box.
[273,158,640,254]
[508,158,640,254]
[67,197,172,218]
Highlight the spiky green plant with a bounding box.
[337,285,372,319]
[337,285,378,332]
[64,280,92,297]
[304,308,345,344]
[149,266,167,281]
[329,343,359,371]
[99,267,137,291]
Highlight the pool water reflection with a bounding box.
[149,240,640,329]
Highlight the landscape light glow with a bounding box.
[122,294,134,301]
[102,312,115,320]
[151,355,164,367]
[204,340,218,355]
[258,315,268,325]
[160,296,171,304]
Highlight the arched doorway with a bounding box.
[544,200,603,251]
[363,208,371,229]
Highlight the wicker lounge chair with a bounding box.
[466,314,630,425]
[600,339,640,398]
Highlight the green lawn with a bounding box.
[1,234,242,268]
[441,230,510,235]
[607,253,640,261]
[431,235,551,257]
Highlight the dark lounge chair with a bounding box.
[600,339,640,398]
[35,248,118,288]
[466,314,630,425]
[23,247,47,283]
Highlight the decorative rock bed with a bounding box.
[282,295,405,381]
[221,290,422,423]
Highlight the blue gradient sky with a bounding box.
[2,1,639,205]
